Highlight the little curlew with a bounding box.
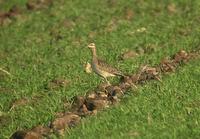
[87,43,124,84]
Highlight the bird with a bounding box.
[87,43,124,84]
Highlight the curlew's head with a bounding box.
[87,43,96,49]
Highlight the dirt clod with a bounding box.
[174,50,189,63]
[50,113,81,133]
[47,78,70,90]
[106,86,124,103]
[8,5,22,17]
[11,130,43,139]
[98,83,112,92]
[26,0,53,10]
[87,92,97,99]
[118,82,132,91]
[0,5,22,26]
[159,57,176,72]
[96,91,108,98]
[76,104,90,116]
[61,19,75,29]
[31,125,51,136]
[112,86,124,97]
[137,66,161,83]
[119,50,138,60]
[10,98,30,110]
[72,96,86,110]
[85,98,109,111]
[10,130,27,139]
[24,131,43,139]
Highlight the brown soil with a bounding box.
[0,5,22,26]
[0,0,53,26]
[119,50,138,60]
[26,0,53,10]
[46,78,70,90]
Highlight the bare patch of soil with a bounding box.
[0,0,53,26]
[10,98,30,110]
[0,5,22,26]
[47,78,70,90]
[119,50,138,60]
[10,130,43,139]
[10,95,43,110]
[50,112,81,135]
[26,0,53,10]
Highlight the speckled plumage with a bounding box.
[88,43,123,83]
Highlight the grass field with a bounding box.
[0,0,200,138]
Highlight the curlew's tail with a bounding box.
[113,72,125,77]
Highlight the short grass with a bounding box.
[67,59,200,139]
[0,0,200,138]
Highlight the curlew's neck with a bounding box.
[91,47,98,64]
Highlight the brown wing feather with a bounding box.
[97,58,124,76]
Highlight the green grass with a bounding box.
[67,59,200,139]
[0,0,200,138]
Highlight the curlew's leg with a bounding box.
[104,77,111,85]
